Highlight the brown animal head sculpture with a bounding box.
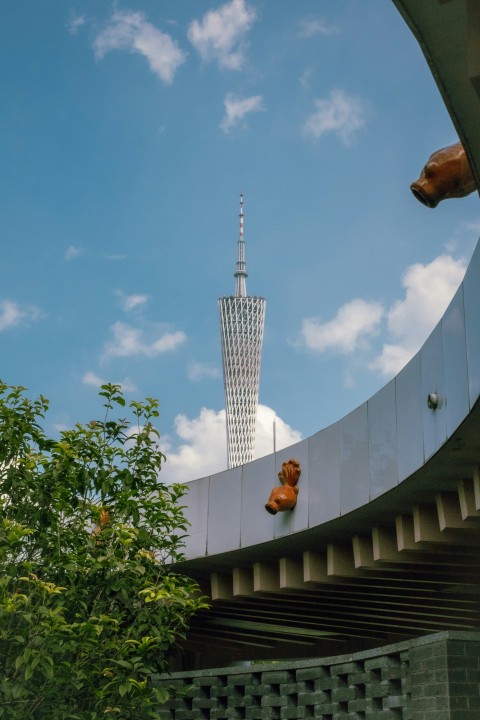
[410,141,476,208]
[265,459,301,515]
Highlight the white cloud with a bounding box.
[82,371,104,387]
[151,331,186,353]
[371,254,466,376]
[463,220,480,234]
[298,17,338,38]
[0,300,40,332]
[220,93,265,133]
[116,291,149,312]
[160,407,227,482]
[187,0,256,70]
[303,89,367,145]
[105,253,127,261]
[0,301,25,331]
[369,344,412,377]
[53,423,69,433]
[103,321,186,359]
[187,362,222,381]
[160,404,301,484]
[301,299,384,354]
[65,245,82,261]
[300,68,313,91]
[82,371,137,393]
[300,253,467,380]
[255,405,302,459]
[93,10,186,84]
[67,13,86,35]
[124,294,148,311]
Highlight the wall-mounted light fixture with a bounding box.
[427,392,439,410]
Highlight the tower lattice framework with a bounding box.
[219,194,266,469]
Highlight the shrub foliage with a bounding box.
[0,382,206,719]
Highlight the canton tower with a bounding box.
[219,194,266,469]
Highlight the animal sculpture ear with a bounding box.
[279,459,301,487]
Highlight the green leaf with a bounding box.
[113,659,133,670]
[153,687,170,704]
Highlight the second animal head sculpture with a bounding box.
[410,141,476,208]
[265,459,301,515]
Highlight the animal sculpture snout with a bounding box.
[265,486,297,515]
[410,182,438,208]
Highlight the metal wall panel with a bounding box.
[368,380,398,500]
[396,353,424,482]
[273,439,309,538]
[307,423,340,527]
[207,467,242,555]
[340,403,369,515]
[443,286,469,437]
[240,454,276,547]
[463,240,480,408]
[182,476,209,559]
[420,322,447,461]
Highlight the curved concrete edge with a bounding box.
[392,0,480,192]
[181,239,480,561]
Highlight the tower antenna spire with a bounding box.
[234,192,248,297]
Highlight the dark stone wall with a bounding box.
[409,634,480,720]
[158,632,480,720]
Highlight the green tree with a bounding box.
[0,382,207,719]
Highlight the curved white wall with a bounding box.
[181,239,480,561]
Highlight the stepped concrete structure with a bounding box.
[163,3,480,718]
[219,194,266,468]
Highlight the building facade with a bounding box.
[165,5,480,717]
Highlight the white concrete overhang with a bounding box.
[393,0,480,187]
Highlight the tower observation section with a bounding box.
[218,194,266,469]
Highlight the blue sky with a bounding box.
[1,0,479,482]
